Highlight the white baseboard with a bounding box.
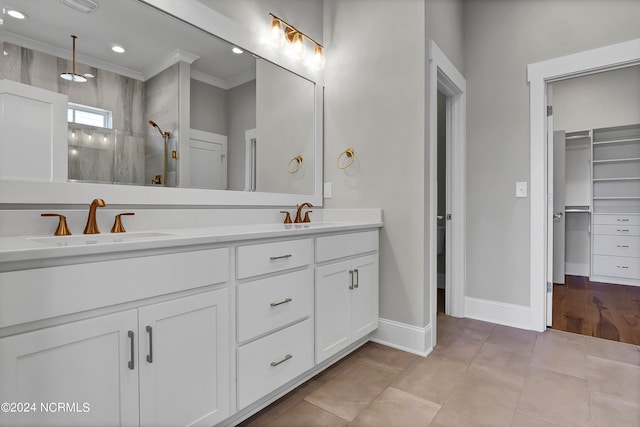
[371,318,432,357]
[464,297,531,330]
[565,262,589,277]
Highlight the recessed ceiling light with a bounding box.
[232,47,243,54]
[7,9,27,20]
[111,45,125,53]
[61,0,99,14]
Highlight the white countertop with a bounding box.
[0,220,383,266]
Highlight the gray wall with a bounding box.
[464,0,640,306]
[323,0,464,328]
[190,79,228,135]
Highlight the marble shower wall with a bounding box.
[2,42,146,185]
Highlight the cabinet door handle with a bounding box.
[270,354,293,367]
[270,254,292,261]
[353,268,359,288]
[270,298,292,307]
[349,270,354,289]
[616,229,630,232]
[128,331,135,370]
[146,325,153,363]
[616,244,629,248]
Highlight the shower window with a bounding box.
[68,103,113,129]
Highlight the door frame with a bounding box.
[428,41,466,345]
[527,38,640,332]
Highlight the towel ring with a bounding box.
[287,155,303,174]
[337,148,355,169]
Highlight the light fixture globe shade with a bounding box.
[270,18,284,47]
[291,32,306,60]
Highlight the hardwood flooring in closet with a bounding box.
[552,275,640,345]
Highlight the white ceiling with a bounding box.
[2,0,256,87]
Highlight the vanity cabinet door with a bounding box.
[350,254,379,342]
[0,310,139,427]
[315,260,352,363]
[138,289,229,427]
[315,254,379,364]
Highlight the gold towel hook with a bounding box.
[287,155,303,174]
[337,148,355,169]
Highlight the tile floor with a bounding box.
[239,314,640,426]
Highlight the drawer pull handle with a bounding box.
[146,326,153,363]
[270,354,293,367]
[616,245,630,248]
[617,218,629,222]
[270,298,293,307]
[270,254,293,261]
[349,270,354,290]
[616,229,630,232]
[617,265,629,269]
[128,331,135,370]
[354,268,359,289]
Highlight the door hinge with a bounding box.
[547,282,552,292]
[546,106,553,116]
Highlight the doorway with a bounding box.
[528,38,640,333]
[436,90,448,313]
[428,41,466,347]
[547,66,640,344]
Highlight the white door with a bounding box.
[315,260,351,363]
[350,254,379,342]
[553,130,566,285]
[0,310,139,427]
[138,290,229,427]
[189,129,227,190]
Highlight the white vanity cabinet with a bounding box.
[0,248,230,427]
[235,238,315,409]
[315,231,379,363]
[0,310,140,426]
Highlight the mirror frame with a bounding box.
[0,0,324,207]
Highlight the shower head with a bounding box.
[149,120,169,137]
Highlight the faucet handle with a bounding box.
[303,211,313,223]
[41,213,72,236]
[111,212,135,233]
[280,211,293,224]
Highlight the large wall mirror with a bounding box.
[0,0,322,206]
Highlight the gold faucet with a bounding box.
[294,202,313,223]
[83,198,106,234]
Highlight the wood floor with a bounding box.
[552,275,640,345]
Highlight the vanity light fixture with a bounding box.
[268,12,324,69]
[60,35,87,83]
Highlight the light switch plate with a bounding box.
[516,181,528,198]
[324,182,332,198]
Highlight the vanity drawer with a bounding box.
[592,255,640,279]
[593,214,640,226]
[237,269,313,342]
[236,239,313,279]
[237,318,313,409]
[592,225,640,237]
[593,235,640,258]
[316,230,378,263]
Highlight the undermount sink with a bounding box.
[29,231,175,247]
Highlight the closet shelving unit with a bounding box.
[590,124,640,286]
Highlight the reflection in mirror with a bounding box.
[0,0,316,196]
